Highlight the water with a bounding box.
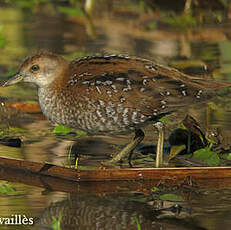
[0,0,231,229]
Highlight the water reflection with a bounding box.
[37,194,191,230]
[35,188,231,230]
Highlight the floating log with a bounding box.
[0,156,231,182]
[0,156,231,193]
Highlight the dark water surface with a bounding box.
[0,0,231,229]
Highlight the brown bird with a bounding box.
[3,52,230,167]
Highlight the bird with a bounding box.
[3,52,231,167]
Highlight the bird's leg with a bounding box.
[153,122,164,167]
[107,129,144,164]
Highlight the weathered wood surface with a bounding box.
[0,156,231,182]
[1,156,231,193]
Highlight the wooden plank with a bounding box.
[0,156,231,182]
[0,165,158,194]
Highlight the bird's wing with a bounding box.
[63,55,229,117]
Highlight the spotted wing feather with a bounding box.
[64,55,229,117]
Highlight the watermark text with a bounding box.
[0,215,34,225]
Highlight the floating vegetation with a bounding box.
[0,182,16,195]
[159,193,183,202]
[135,217,141,230]
[52,125,72,135]
[53,125,86,136]
[193,147,220,166]
[51,211,62,230]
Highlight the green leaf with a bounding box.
[51,211,62,230]
[0,183,15,195]
[53,125,72,135]
[159,193,183,202]
[135,217,141,230]
[227,154,231,161]
[193,147,220,166]
[76,130,87,136]
[127,197,147,203]
[159,116,171,124]
[57,6,83,16]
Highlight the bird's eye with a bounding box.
[30,65,40,72]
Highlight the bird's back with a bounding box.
[39,54,231,134]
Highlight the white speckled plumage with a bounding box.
[4,52,230,136]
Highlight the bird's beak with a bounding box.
[3,73,23,87]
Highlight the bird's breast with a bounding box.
[38,87,150,134]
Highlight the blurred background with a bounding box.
[0,0,231,229]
